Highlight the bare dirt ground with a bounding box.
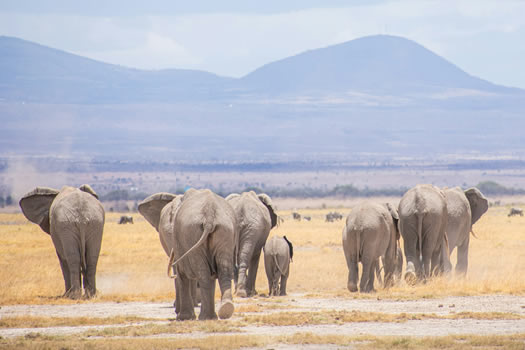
[1,294,524,340]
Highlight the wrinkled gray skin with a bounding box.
[172,189,237,321]
[398,184,450,284]
[226,191,277,298]
[264,236,292,296]
[137,193,199,313]
[342,202,399,293]
[443,187,488,275]
[19,185,104,299]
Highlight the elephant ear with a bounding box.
[225,193,240,201]
[465,187,488,225]
[258,193,278,228]
[384,202,400,240]
[19,187,59,234]
[138,192,177,231]
[283,235,294,262]
[79,184,99,199]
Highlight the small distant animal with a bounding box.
[303,216,311,221]
[119,215,134,224]
[508,208,523,217]
[325,211,343,222]
[292,212,301,221]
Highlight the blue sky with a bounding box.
[1,0,524,88]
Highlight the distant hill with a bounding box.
[239,35,515,96]
[0,36,232,103]
[0,35,522,104]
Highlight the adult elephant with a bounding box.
[19,185,104,299]
[138,192,199,313]
[342,202,399,293]
[226,191,278,297]
[398,184,450,284]
[443,187,488,275]
[169,189,237,320]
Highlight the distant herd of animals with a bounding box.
[18,183,521,321]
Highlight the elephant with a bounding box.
[508,207,523,217]
[138,192,199,313]
[443,187,488,275]
[398,184,450,284]
[225,191,277,298]
[119,215,133,224]
[263,235,293,296]
[326,212,343,222]
[292,212,301,221]
[342,202,399,293]
[168,188,237,321]
[19,185,104,299]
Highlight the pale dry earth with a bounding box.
[1,294,524,340]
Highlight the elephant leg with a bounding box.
[246,249,262,296]
[236,243,255,298]
[198,277,218,320]
[60,236,82,299]
[455,237,469,276]
[347,261,359,293]
[173,278,179,313]
[56,252,71,294]
[217,264,234,319]
[191,281,200,306]
[375,258,383,287]
[360,259,374,293]
[279,274,288,296]
[403,236,420,285]
[82,232,102,299]
[176,275,196,321]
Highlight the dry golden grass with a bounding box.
[1,205,524,305]
[0,315,154,328]
[241,310,524,326]
[0,333,523,350]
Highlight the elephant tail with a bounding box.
[470,229,479,239]
[169,220,216,277]
[80,229,87,275]
[417,213,423,260]
[273,253,286,277]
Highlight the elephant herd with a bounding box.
[19,183,488,321]
[343,185,489,293]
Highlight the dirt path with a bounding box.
[1,294,524,339]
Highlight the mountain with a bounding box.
[0,36,232,103]
[239,35,515,96]
[1,35,523,104]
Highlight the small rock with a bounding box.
[438,304,443,308]
[449,304,455,308]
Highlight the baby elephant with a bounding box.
[264,235,293,296]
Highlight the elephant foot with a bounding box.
[236,288,248,298]
[218,300,234,319]
[404,271,417,286]
[347,283,358,293]
[63,288,82,300]
[199,312,218,321]
[176,312,196,321]
[83,288,97,300]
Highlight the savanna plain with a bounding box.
[1,203,525,349]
